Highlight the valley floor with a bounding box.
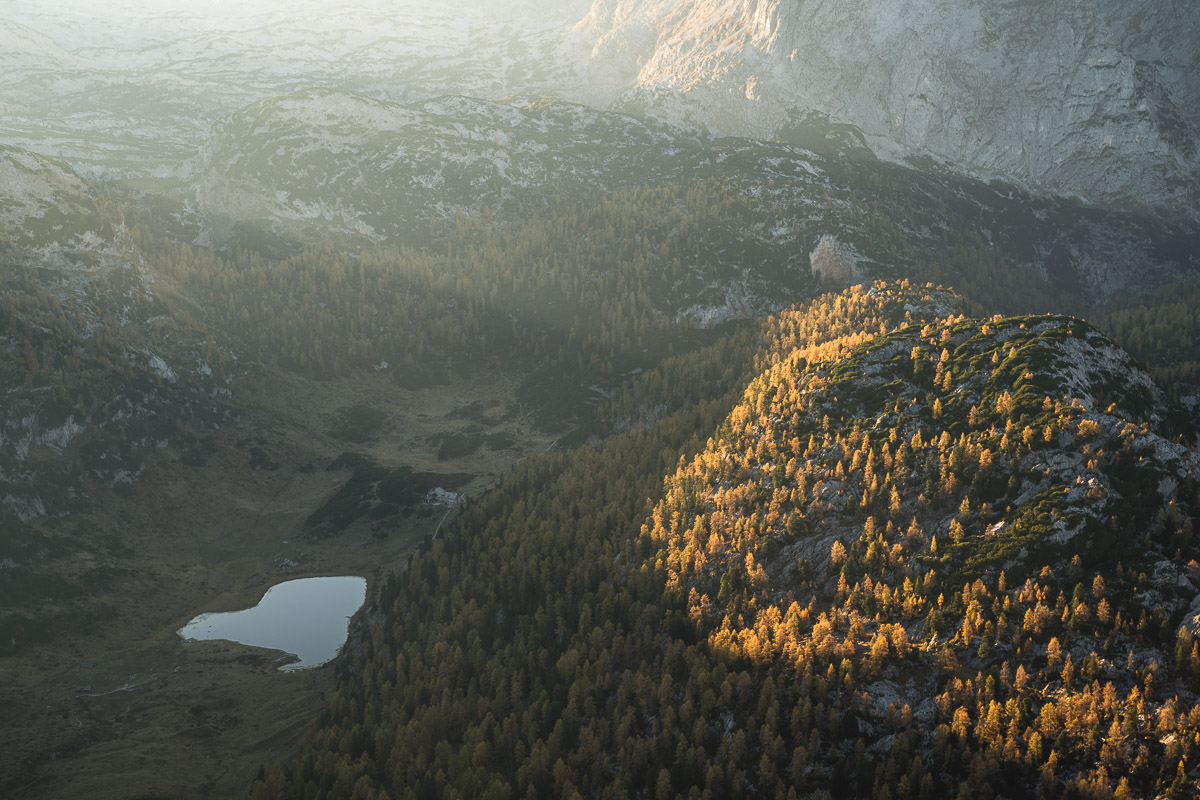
[0,366,556,799]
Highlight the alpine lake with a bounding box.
[178,576,367,670]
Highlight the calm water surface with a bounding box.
[178,576,367,670]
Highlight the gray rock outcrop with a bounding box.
[576,0,1200,220]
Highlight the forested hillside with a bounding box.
[5,110,1197,535]
[1098,277,1200,394]
[249,283,1200,800]
[3,97,1199,800]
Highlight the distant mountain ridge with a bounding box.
[5,0,1198,224]
[576,0,1200,221]
[0,0,593,181]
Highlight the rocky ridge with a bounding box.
[195,90,1198,311]
[0,148,238,550]
[195,90,701,243]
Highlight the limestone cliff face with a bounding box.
[576,0,1200,219]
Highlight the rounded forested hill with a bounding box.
[250,282,1200,800]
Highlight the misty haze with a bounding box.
[2,1,1199,798]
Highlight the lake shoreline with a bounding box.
[178,576,368,671]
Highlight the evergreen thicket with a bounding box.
[249,283,1200,800]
